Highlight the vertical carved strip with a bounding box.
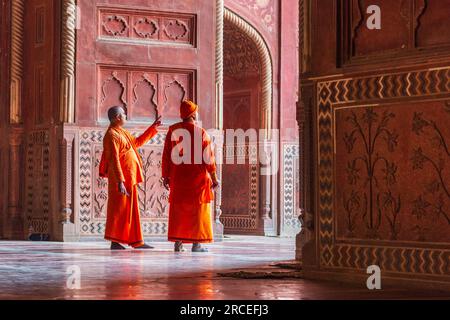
[259,171,271,220]
[216,0,224,130]
[296,83,315,261]
[60,132,75,224]
[300,0,311,73]
[7,130,24,239]
[213,0,224,240]
[10,0,24,124]
[60,0,76,123]
[212,133,224,240]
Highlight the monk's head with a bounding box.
[180,100,198,122]
[108,106,127,127]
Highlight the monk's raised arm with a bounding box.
[161,128,172,179]
[134,125,158,148]
[104,134,126,183]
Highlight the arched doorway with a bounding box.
[220,8,274,236]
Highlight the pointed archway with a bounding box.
[219,8,274,236]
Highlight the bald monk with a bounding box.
[162,101,219,253]
[99,106,162,250]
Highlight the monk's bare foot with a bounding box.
[192,243,208,253]
[134,243,154,250]
[111,242,126,250]
[174,241,186,252]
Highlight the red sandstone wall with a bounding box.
[0,0,10,238]
[299,0,450,285]
[76,0,215,128]
[73,0,216,239]
[0,0,62,240]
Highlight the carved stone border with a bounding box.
[281,143,300,236]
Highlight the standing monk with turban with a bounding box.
[162,100,219,252]
[99,106,162,250]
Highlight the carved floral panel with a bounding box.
[335,101,450,243]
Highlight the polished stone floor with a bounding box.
[0,236,448,300]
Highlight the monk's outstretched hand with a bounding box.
[163,177,170,191]
[152,115,162,128]
[118,182,130,197]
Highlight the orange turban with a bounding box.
[180,100,198,120]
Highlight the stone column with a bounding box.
[296,83,315,263]
[296,0,315,262]
[6,129,24,239]
[59,129,79,241]
[5,0,25,239]
[213,0,225,241]
[258,139,276,235]
[58,1,78,241]
[60,0,76,123]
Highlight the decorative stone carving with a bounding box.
[102,15,129,37]
[232,0,276,33]
[60,0,76,123]
[316,66,450,275]
[132,73,158,118]
[163,20,188,40]
[10,0,24,124]
[224,22,261,79]
[79,129,168,237]
[214,0,225,240]
[281,144,301,236]
[100,71,128,113]
[25,131,51,237]
[99,8,195,46]
[134,18,158,38]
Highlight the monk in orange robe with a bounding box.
[99,106,161,250]
[162,100,219,252]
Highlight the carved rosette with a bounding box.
[134,18,159,38]
[103,15,129,36]
[164,20,188,40]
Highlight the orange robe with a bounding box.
[99,124,158,247]
[162,122,216,243]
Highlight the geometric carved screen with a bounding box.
[79,129,168,237]
[98,66,194,123]
[318,67,450,277]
